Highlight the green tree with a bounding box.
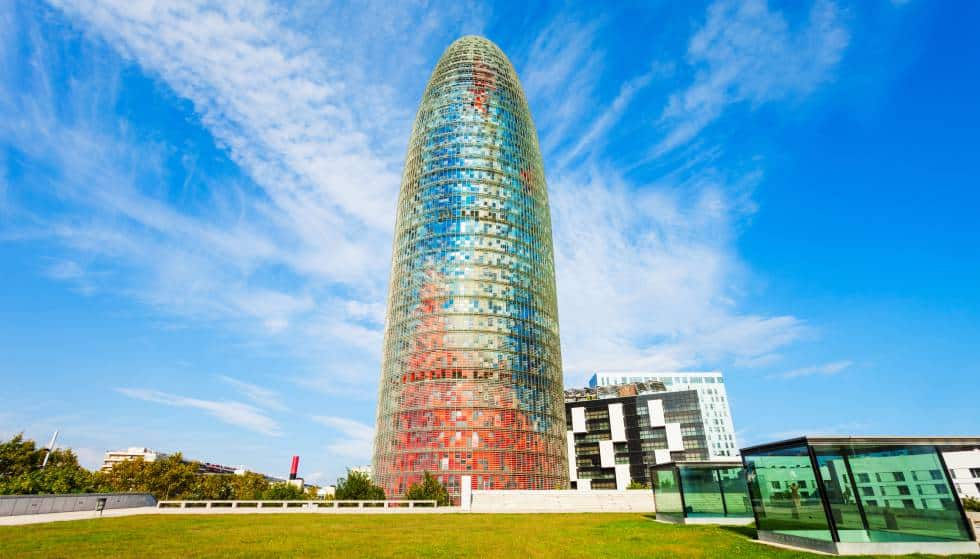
[263,482,306,500]
[228,471,270,500]
[305,484,325,500]
[404,471,449,506]
[334,469,385,500]
[627,480,650,490]
[94,453,199,500]
[0,435,96,495]
[963,497,980,512]
[188,474,234,500]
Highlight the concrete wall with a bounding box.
[0,493,156,516]
[468,490,655,513]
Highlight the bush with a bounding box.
[263,483,306,500]
[335,470,385,500]
[404,472,449,506]
[963,496,980,512]
[627,480,650,490]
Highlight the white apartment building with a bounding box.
[590,371,739,459]
[944,448,980,500]
[101,447,169,471]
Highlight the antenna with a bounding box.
[40,430,59,469]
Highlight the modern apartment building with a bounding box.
[101,447,168,471]
[590,371,738,459]
[373,36,566,502]
[565,383,711,490]
[944,448,980,499]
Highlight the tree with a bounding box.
[305,484,324,500]
[263,482,306,500]
[627,480,650,490]
[188,474,234,500]
[0,435,96,495]
[334,469,385,500]
[963,497,980,512]
[404,471,449,506]
[94,453,199,500]
[228,471,270,500]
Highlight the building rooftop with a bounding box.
[741,434,980,454]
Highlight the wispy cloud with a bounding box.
[774,360,854,379]
[524,0,847,384]
[654,0,849,155]
[117,388,281,436]
[218,375,286,412]
[311,415,374,460]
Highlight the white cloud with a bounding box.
[655,0,849,154]
[311,415,374,460]
[5,1,851,412]
[218,375,287,412]
[521,17,605,157]
[774,360,854,379]
[519,1,849,385]
[549,164,807,384]
[116,387,281,436]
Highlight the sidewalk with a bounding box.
[0,507,160,526]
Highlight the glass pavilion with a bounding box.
[741,436,980,555]
[651,461,753,525]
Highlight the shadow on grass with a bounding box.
[719,525,758,540]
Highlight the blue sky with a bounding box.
[1,0,977,484]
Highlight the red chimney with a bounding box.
[289,456,299,480]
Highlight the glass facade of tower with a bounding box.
[372,36,567,501]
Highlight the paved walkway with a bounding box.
[0,506,462,525]
[0,507,160,526]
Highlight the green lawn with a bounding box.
[0,514,975,558]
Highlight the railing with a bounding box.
[157,500,437,510]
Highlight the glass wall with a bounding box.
[718,466,752,516]
[843,445,971,542]
[743,444,833,541]
[680,467,725,517]
[653,464,751,519]
[745,440,974,545]
[653,469,682,516]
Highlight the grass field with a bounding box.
[0,513,976,558]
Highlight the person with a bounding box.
[790,482,801,519]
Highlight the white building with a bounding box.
[350,465,372,477]
[944,448,980,500]
[101,447,169,471]
[589,371,739,459]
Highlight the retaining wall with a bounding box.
[468,490,655,513]
[0,493,156,516]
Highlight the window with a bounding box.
[861,487,874,497]
[857,473,870,484]
[744,444,831,541]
